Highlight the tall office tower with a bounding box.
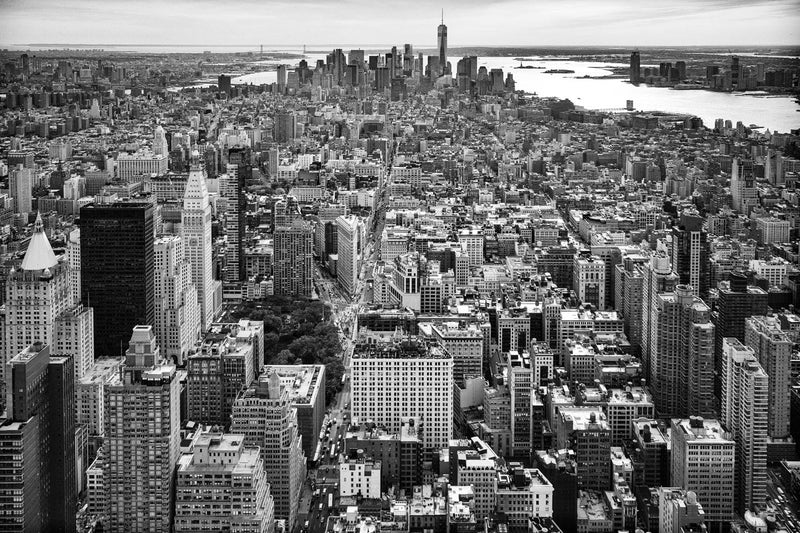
[9,165,33,215]
[2,214,71,398]
[573,255,606,309]
[218,74,232,97]
[671,417,734,533]
[630,51,641,84]
[720,338,768,515]
[0,343,76,532]
[274,112,297,143]
[714,272,768,402]
[182,165,216,330]
[153,124,168,156]
[640,253,679,382]
[402,44,413,73]
[507,350,533,459]
[615,254,648,352]
[228,146,253,183]
[54,304,95,382]
[651,285,715,418]
[187,325,255,427]
[437,14,448,75]
[104,325,180,533]
[336,215,362,297]
[231,371,306,531]
[154,235,201,365]
[730,158,758,214]
[277,64,287,92]
[744,316,792,438]
[274,220,314,298]
[81,200,155,357]
[731,56,741,89]
[221,164,246,283]
[67,227,81,305]
[351,339,453,458]
[670,211,709,298]
[175,429,275,533]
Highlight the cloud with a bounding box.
[0,0,798,46]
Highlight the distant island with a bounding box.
[544,69,575,74]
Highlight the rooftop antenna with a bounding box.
[441,9,444,24]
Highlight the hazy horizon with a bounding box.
[1,0,799,47]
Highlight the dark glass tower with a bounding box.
[80,200,155,356]
[630,51,641,84]
[0,342,76,532]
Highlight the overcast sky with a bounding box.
[1,0,798,47]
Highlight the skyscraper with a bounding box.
[437,13,448,76]
[154,235,201,365]
[231,371,306,531]
[640,252,679,382]
[182,165,216,330]
[221,164,246,283]
[187,325,255,427]
[80,200,155,357]
[630,51,641,84]
[3,214,72,399]
[274,219,314,298]
[175,429,276,533]
[274,112,297,143]
[0,342,76,532]
[9,165,33,216]
[744,316,792,438]
[720,338,768,515]
[350,338,454,457]
[336,215,362,297]
[651,284,716,418]
[670,211,710,298]
[713,271,768,402]
[153,124,168,156]
[103,325,181,532]
[218,74,232,97]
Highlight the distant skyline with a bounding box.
[1,0,799,47]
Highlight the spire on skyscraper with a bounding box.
[21,212,58,271]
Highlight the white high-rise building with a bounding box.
[745,316,792,438]
[182,165,216,330]
[104,325,181,533]
[574,255,606,309]
[2,214,72,397]
[9,165,33,216]
[670,417,734,532]
[153,125,169,157]
[350,338,453,456]
[458,227,484,266]
[54,304,95,382]
[154,235,201,365]
[720,338,768,515]
[336,215,362,297]
[67,228,81,307]
[231,371,306,532]
[175,429,275,533]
